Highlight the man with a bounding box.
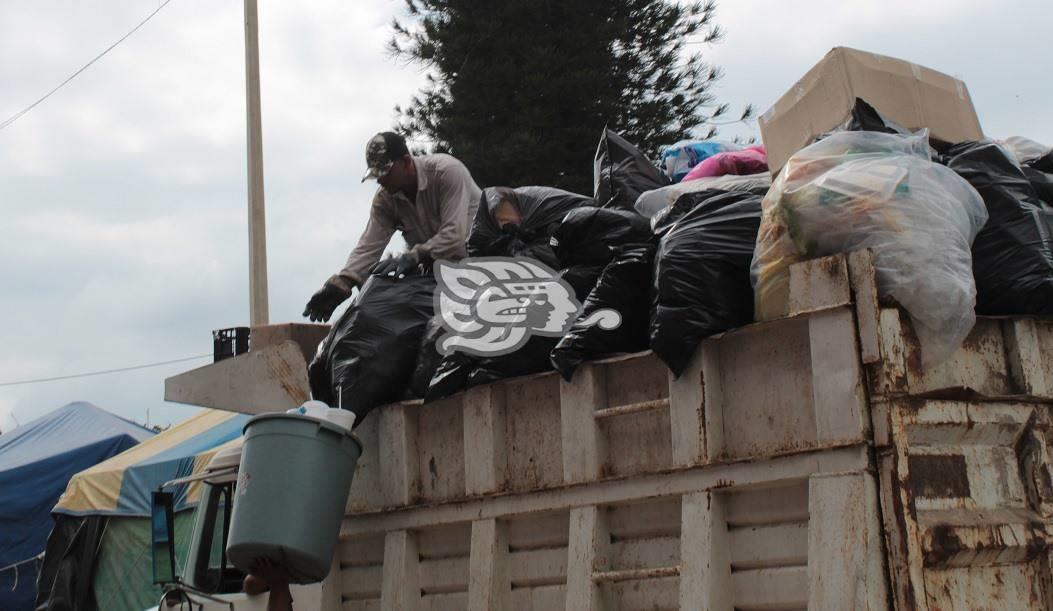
[303,131,482,322]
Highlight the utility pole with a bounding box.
[244,0,269,325]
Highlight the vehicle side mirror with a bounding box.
[151,490,177,584]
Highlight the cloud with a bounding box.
[699,0,1052,144]
[0,0,423,427]
[1,0,1050,430]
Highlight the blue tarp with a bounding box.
[0,402,152,611]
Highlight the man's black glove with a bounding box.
[387,251,420,278]
[302,280,353,322]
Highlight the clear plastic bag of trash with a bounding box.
[751,130,988,366]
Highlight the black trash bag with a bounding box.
[468,186,594,268]
[1022,164,1053,204]
[467,335,562,387]
[309,265,436,420]
[551,243,655,380]
[838,98,910,135]
[423,264,603,402]
[651,190,762,377]
[942,141,1053,315]
[551,207,652,268]
[409,316,445,399]
[594,128,670,211]
[651,188,732,236]
[463,264,603,386]
[423,350,474,403]
[1028,150,1053,174]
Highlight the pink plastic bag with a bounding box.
[682,145,768,182]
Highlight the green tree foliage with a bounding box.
[390,0,750,193]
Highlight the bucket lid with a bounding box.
[245,412,362,453]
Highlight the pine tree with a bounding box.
[390,0,750,193]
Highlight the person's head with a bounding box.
[362,131,414,194]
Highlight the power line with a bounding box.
[0,0,176,133]
[0,354,211,387]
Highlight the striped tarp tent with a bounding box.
[37,409,249,611]
[54,408,249,517]
[0,402,152,610]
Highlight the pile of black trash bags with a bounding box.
[310,119,1053,424]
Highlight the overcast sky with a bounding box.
[1,0,1050,432]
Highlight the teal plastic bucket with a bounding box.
[226,413,362,583]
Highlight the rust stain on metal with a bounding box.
[1014,416,1053,517]
[908,454,971,499]
[1025,522,1051,560]
[923,524,963,567]
[885,452,920,610]
[266,350,309,403]
[817,254,844,279]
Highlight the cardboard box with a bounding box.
[759,47,983,174]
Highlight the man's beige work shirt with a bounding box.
[333,154,481,287]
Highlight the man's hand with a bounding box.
[303,280,353,322]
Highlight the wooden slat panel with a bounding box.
[600,575,679,610]
[380,530,420,611]
[560,364,607,484]
[669,344,706,467]
[808,472,890,610]
[725,481,810,527]
[600,407,673,478]
[732,566,808,610]
[504,375,564,492]
[680,491,731,610]
[808,309,867,446]
[715,317,820,460]
[343,599,381,611]
[729,522,807,570]
[508,547,567,587]
[923,564,1043,610]
[379,405,420,507]
[419,592,468,611]
[416,523,471,559]
[608,536,680,571]
[340,534,386,566]
[418,557,469,594]
[342,565,383,600]
[468,519,511,611]
[463,385,507,495]
[506,511,569,551]
[607,497,681,540]
[565,506,606,610]
[847,250,881,364]
[416,396,465,503]
[342,446,869,538]
[604,352,669,408]
[787,254,851,316]
[347,414,382,513]
[511,584,566,611]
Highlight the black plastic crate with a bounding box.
[213,327,250,362]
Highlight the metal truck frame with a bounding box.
[159,250,1053,610]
